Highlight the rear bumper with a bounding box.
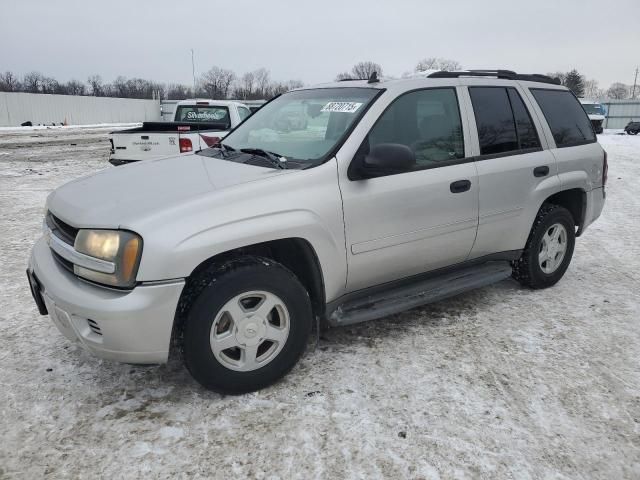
[580,186,605,235]
[29,237,185,364]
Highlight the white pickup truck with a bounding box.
[579,99,606,134]
[108,100,252,165]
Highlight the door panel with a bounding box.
[469,149,559,258]
[341,163,479,291]
[464,84,560,259]
[338,87,479,292]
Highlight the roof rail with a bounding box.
[427,70,561,85]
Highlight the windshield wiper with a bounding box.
[240,148,287,169]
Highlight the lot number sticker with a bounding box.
[321,102,363,113]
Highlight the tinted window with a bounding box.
[508,89,541,150]
[531,89,596,147]
[366,88,465,169]
[469,87,518,155]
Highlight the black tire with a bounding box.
[629,130,639,135]
[512,204,576,289]
[181,256,312,394]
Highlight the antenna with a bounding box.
[367,71,379,84]
[632,66,639,100]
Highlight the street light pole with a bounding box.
[632,67,638,100]
[191,49,197,98]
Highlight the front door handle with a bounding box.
[534,166,549,177]
[450,179,471,193]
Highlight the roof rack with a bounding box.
[428,70,561,85]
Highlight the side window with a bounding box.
[238,106,251,121]
[469,87,518,155]
[530,89,596,147]
[507,88,541,150]
[469,87,541,155]
[366,88,465,168]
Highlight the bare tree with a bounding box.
[253,68,271,98]
[64,80,86,96]
[0,71,20,91]
[547,72,567,85]
[335,72,353,81]
[23,71,44,93]
[607,82,630,100]
[350,61,382,80]
[415,57,462,72]
[166,83,192,100]
[87,75,104,96]
[234,71,256,99]
[200,66,236,99]
[583,79,603,99]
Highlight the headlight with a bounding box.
[74,230,143,288]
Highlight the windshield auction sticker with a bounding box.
[321,102,363,113]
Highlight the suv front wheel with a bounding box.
[181,256,312,394]
[512,204,576,289]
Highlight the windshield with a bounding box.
[218,87,380,164]
[175,105,230,125]
[581,103,605,115]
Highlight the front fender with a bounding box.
[137,209,347,302]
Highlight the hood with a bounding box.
[47,154,289,228]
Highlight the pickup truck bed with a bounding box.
[108,100,250,165]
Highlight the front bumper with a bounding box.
[28,237,185,364]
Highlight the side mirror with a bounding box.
[352,143,415,179]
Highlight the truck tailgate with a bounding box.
[110,131,180,162]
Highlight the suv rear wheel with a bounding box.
[182,256,312,394]
[512,204,576,289]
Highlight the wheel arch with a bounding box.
[541,188,587,236]
[171,237,327,354]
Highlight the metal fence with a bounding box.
[0,92,160,127]
[601,100,640,129]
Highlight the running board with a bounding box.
[328,262,512,326]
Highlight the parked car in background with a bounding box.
[108,100,252,165]
[28,70,606,394]
[579,99,606,134]
[624,121,640,135]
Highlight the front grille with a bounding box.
[87,319,102,336]
[51,250,74,274]
[591,119,603,128]
[46,211,78,246]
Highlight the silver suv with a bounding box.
[27,70,607,394]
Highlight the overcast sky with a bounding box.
[1,0,638,88]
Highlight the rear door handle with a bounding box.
[450,179,471,193]
[533,166,549,177]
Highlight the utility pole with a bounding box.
[632,67,639,100]
[191,49,197,98]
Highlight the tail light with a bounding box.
[179,138,193,153]
[602,150,608,186]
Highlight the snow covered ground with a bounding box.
[1,128,639,479]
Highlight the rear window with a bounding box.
[530,89,596,147]
[175,105,230,126]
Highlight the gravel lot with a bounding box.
[1,126,639,479]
